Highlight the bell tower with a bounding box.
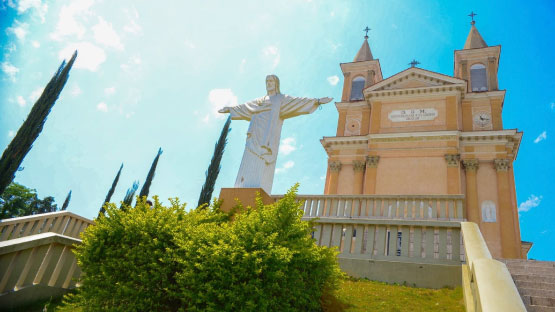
[336,28,383,138]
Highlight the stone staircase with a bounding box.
[501,259,555,312]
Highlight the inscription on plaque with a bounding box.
[388,108,438,122]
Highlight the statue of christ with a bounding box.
[219,75,332,194]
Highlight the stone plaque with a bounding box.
[481,200,496,223]
[388,108,438,122]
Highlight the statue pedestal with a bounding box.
[218,188,273,213]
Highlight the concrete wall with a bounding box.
[339,257,462,289]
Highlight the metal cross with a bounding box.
[468,11,477,25]
[363,26,371,39]
[409,59,420,68]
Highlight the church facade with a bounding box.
[322,23,526,259]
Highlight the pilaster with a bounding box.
[352,160,366,194]
[363,156,379,194]
[444,154,461,194]
[328,161,342,195]
[494,159,520,258]
[462,159,479,223]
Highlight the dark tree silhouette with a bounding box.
[0,51,78,195]
[99,163,123,216]
[61,190,71,211]
[121,181,139,209]
[198,116,231,207]
[138,148,162,199]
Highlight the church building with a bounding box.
[322,21,526,259]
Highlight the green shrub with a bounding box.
[64,185,341,311]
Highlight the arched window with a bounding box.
[350,76,365,100]
[470,63,488,92]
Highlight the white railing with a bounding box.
[0,211,93,307]
[0,211,93,242]
[461,222,526,312]
[271,194,465,221]
[310,218,463,265]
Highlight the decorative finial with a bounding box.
[468,11,477,25]
[409,59,420,68]
[363,26,371,39]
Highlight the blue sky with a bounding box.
[0,0,553,260]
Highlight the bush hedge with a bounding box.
[63,185,341,311]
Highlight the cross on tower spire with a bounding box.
[363,26,371,39]
[409,59,420,68]
[468,11,477,25]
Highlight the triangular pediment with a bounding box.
[365,67,466,92]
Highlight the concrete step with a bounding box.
[513,274,555,285]
[526,305,555,312]
[515,280,555,291]
[501,259,555,269]
[510,268,555,277]
[530,296,555,307]
[518,287,555,298]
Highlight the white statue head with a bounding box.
[266,75,280,95]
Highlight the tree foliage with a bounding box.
[198,116,231,207]
[61,190,71,211]
[139,148,162,199]
[99,163,123,216]
[0,182,59,219]
[0,51,77,195]
[65,185,341,311]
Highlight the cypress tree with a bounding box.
[121,181,139,209]
[99,163,123,216]
[197,116,231,207]
[0,51,78,195]
[61,190,71,211]
[138,148,162,199]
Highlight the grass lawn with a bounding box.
[323,278,465,312]
[26,278,464,311]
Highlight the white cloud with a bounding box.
[262,45,280,69]
[239,58,246,73]
[59,42,106,71]
[16,0,48,23]
[1,62,19,81]
[120,55,141,74]
[6,20,29,41]
[50,0,94,40]
[208,88,238,120]
[31,40,40,48]
[551,102,555,110]
[123,7,141,35]
[70,84,82,96]
[184,40,196,49]
[96,102,108,112]
[8,130,15,138]
[92,16,123,50]
[320,175,326,180]
[275,160,295,174]
[534,131,547,143]
[16,95,26,106]
[29,87,44,102]
[518,194,542,213]
[327,75,340,86]
[104,86,116,95]
[279,137,296,155]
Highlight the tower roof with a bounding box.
[353,38,374,62]
[463,25,488,49]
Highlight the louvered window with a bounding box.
[470,63,488,92]
[350,76,365,100]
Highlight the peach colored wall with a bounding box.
[476,162,502,258]
[337,164,354,194]
[374,157,447,195]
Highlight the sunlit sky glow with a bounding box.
[1,0,554,260]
